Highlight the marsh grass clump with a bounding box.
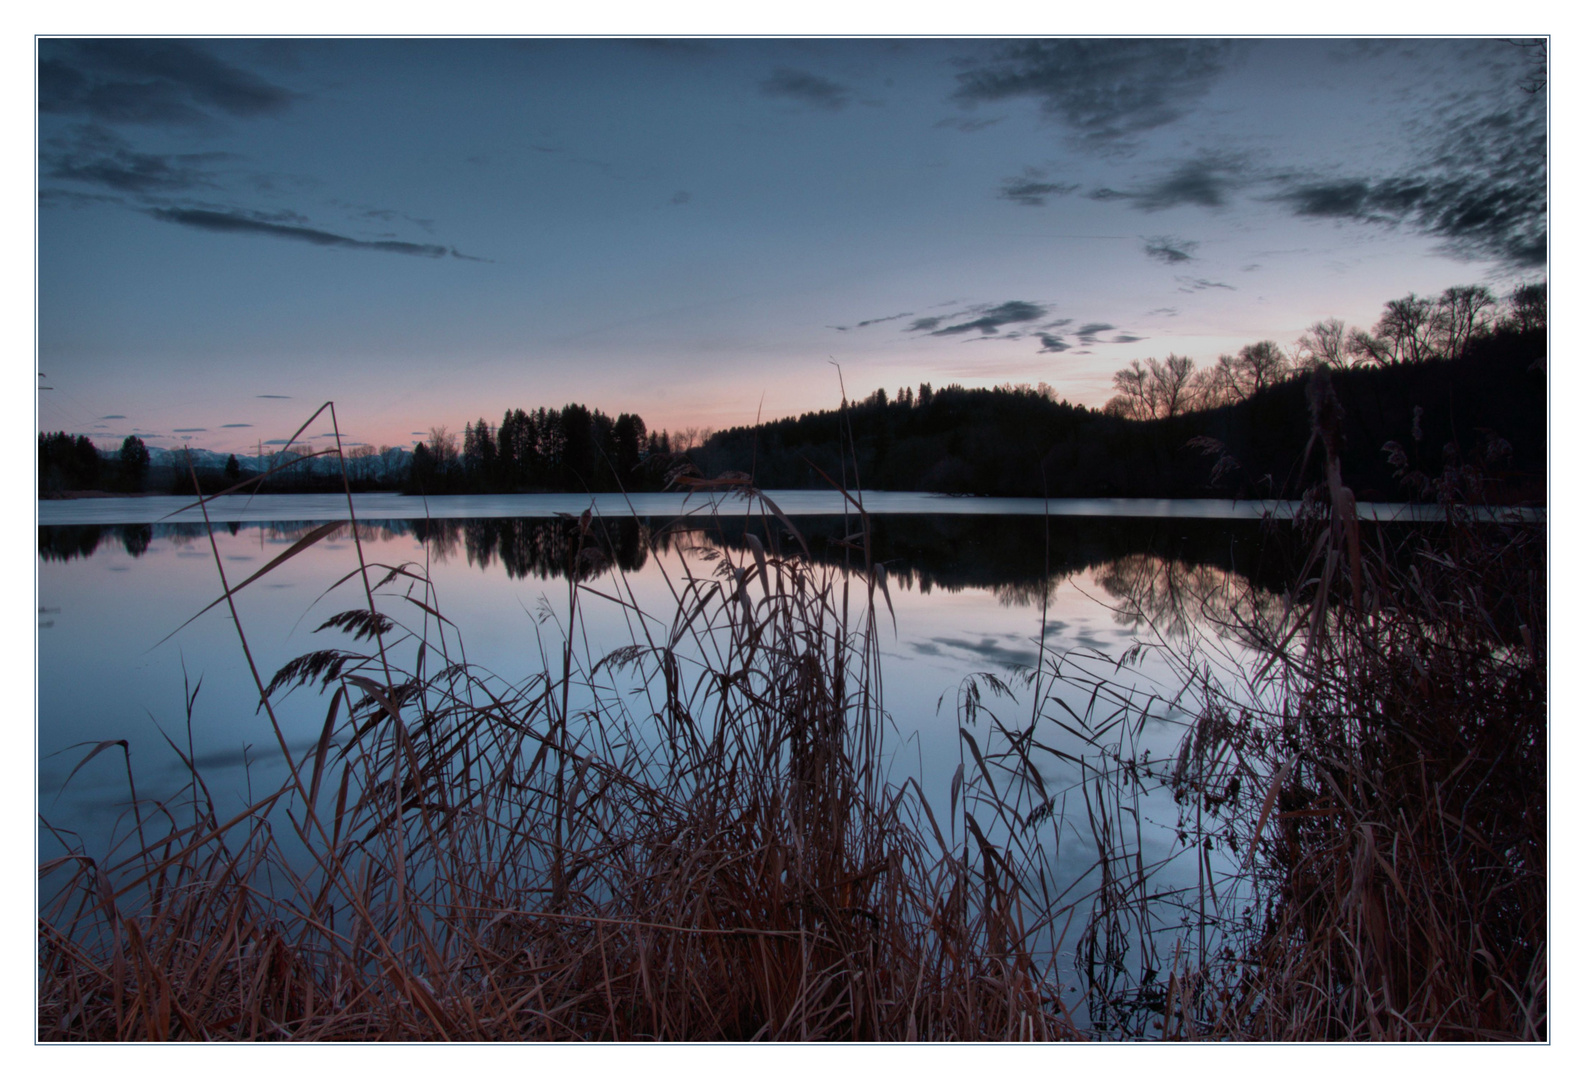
[38,448,1076,1040]
[1042,371,1547,1040]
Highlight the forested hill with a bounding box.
[691,326,1545,504]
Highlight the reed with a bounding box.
[1030,369,1547,1040]
[38,433,1077,1041]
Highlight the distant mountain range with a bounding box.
[136,445,413,477]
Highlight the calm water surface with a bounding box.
[40,496,1307,969]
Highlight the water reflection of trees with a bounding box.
[40,515,1301,614]
[1095,553,1284,641]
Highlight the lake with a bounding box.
[36,490,1398,1015]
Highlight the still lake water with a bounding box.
[38,491,1352,946]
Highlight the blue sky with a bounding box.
[36,35,1546,453]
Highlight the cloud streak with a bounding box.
[927,301,1048,336]
[997,168,1078,206]
[148,207,480,258]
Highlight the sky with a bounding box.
[35,35,1547,455]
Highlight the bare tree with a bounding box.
[1346,326,1391,367]
[1372,294,1438,365]
[1434,285,1497,360]
[1152,354,1197,418]
[1107,360,1151,419]
[1191,354,1242,409]
[1105,355,1198,419]
[1232,340,1289,396]
[428,425,458,473]
[1294,318,1347,370]
[1504,282,1546,333]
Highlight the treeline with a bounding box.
[37,433,153,495]
[405,406,700,495]
[1101,282,1543,421]
[695,284,1545,503]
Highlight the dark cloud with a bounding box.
[147,207,476,258]
[834,311,915,332]
[39,40,296,127]
[1142,235,1197,264]
[220,423,252,427]
[953,40,1238,151]
[930,301,1048,336]
[1112,333,1145,343]
[1092,156,1244,212]
[1175,276,1234,292]
[172,428,207,433]
[100,414,126,419]
[256,395,291,399]
[1145,307,1179,318]
[906,316,943,333]
[669,190,692,205]
[760,67,851,111]
[1037,334,1070,353]
[262,439,291,445]
[858,312,912,328]
[1074,322,1115,344]
[1267,102,1545,267]
[42,125,231,195]
[998,170,1079,206]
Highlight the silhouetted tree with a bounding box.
[1106,355,1197,419]
[1295,318,1347,370]
[1435,285,1497,360]
[119,435,149,492]
[1365,293,1438,365]
[1505,282,1546,333]
[1232,341,1290,396]
[224,454,241,482]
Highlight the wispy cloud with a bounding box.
[760,67,852,111]
[256,394,291,399]
[1142,235,1197,264]
[1175,276,1234,292]
[1265,98,1545,267]
[42,124,232,194]
[220,422,253,427]
[1073,322,1115,344]
[997,167,1078,206]
[148,207,481,259]
[953,40,1238,152]
[1089,156,1245,212]
[928,301,1048,336]
[832,311,915,332]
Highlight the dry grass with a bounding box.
[1029,369,1547,1040]
[38,440,1078,1041]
